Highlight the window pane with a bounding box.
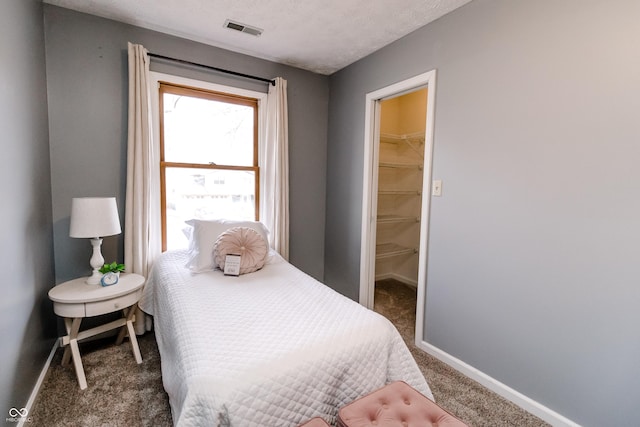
[163,93,254,166]
[165,167,256,250]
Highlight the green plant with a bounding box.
[99,261,125,274]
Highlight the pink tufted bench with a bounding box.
[336,381,468,427]
[298,417,331,427]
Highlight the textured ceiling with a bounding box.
[43,0,473,75]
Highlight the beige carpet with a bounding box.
[31,334,172,427]
[30,280,549,426]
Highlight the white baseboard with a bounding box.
[390,273,417,288]
[417,340,581,427]
[374,272,393,282]
[375,272,418,288]
[18,339,59,427]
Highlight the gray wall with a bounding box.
[0,0,57,417]
[325,0,640,425]
[44,5,328,283]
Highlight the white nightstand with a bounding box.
[48,273,145,390]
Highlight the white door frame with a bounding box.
[359,70,437,346]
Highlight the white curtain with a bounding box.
[125,42,161,335]
[124,44,287,331]
[261,77,290,260]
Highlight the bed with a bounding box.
[139,221,432,426]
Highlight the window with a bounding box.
[159,82,260,251]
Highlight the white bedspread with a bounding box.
[139,250,432,426]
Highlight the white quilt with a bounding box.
[139,250,432,426]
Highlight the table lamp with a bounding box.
[69,197,122,285]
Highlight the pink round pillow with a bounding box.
[213,227,268,274]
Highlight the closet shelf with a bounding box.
[377,215,419,224]
[376,243,417,259]
[378,189,422,196]
[380,132,425,158]
[379,161,422,170]
[380,132,425,144]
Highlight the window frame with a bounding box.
[150,73,267,252]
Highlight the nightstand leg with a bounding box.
[115,305,142,364]
[62,345,71,366]
[70,338,87,390]
[127,320,142,364]
[68,317,87,390]
[61,318,72,366]
[127,305,142,364]
[115,319,127,345]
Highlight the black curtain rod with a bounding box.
[148,52,276,86]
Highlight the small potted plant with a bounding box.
[99,262,125,286]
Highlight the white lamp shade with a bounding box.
[69,197,122,238]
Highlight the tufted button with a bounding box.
[402,422,408,427]
[382,404,388,409]
[404,399,411,405]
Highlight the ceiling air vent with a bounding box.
[224,20,263,37]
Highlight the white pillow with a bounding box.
[213,227,268,275]
[184,219,270,273]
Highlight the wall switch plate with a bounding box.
[432,179,442,196]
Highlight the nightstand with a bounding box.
[48,273,145,389]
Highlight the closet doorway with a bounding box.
[359,70,436,347]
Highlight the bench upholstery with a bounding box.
[337,381,468,427]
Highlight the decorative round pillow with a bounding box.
[213,226,268,274]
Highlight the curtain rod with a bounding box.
[148,52,276,86]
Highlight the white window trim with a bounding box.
[149,71,268,203]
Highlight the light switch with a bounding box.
[432,179,442,196]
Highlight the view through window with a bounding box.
[160,83,259,251]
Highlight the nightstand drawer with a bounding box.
[53,302,86,318]
[85,288,143,317]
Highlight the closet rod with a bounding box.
[148,52,276,86]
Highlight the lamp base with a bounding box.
[86,237,104,285]
[86,271,102,285]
